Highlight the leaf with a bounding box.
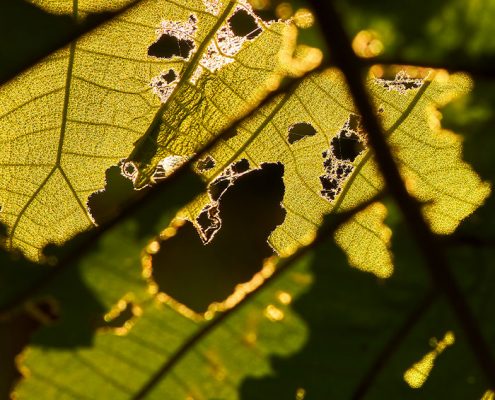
[13,199,365,400]
[126,2,315,187]
[0,170,201,398]
[0,0,141,84]
[241,215,495,399]
[0,0,304,259]
[0,167,202,320]
[180,68,489,275]
[1,0,494,398]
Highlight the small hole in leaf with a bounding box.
[123,162,136,177]
[148,34,195,59]
[229,9,261,40]
[223,127,238,141]
[161,69,177,84]
[102,302,134,329]
[198,155,216,172]
[288,122,317,144]
[375,71,425,94]
[319,115,367,202]
[231,158,250,174]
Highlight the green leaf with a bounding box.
[1,0,494,398]
[0,0,140,84]
[181,68,489,276]
[13,200,364,399]
[0,169,202,395]
[241,215,495,399]
[0,0,303,259]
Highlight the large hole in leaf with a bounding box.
[148,34,195,59]
[228,9,261,40]
[288,122,317,144]
[149,162,286,314]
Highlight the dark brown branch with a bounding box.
[0,0,143,86]
[307,0,495,390]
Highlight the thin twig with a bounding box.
[307,0,495,390]
[352,290,437,399]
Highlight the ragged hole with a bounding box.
[320,115,367,201]
[96,296,142,336]
[228,8,261,40]
[147,162,286,314]
[197,155,216,172]
[148,35,194,59]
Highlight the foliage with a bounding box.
[0,0,495,399]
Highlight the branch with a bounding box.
[352,290,437,399]
[307,0,495,390]
[0,0,144,86]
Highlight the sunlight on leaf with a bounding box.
[335,202,393,278]
[183,67,489,276]
[1,1,493,398]
[0,0,312,259]
[482,390,495,400]
[14,253,310,400]
[30,0,136,16]
[403,331,455,389]
[127,1,320,188]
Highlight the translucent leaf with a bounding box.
[0,0,305,259]
[181,68,489,275]
[1,0,493,398]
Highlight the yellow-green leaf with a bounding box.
[0,0,305,259]
[180,68,489,275]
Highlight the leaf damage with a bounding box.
[287,122,317,144]
[145,162,286,315]
[147,15,198,61]
[320,114,367,201]
[197,158,253,243]
[375,70,427,94]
